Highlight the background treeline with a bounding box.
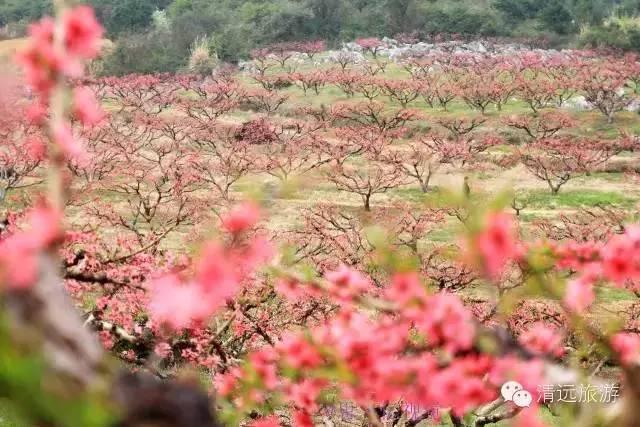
[2,0,640,74]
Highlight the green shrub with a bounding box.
[580,15,640,51]
[187,35,219,76]
[100,30,185,75]
[0,0,51,27]
[414,2,505,36]
[90,0,172,36]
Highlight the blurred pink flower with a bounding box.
[475,212,520,278]
[73,87,104,126]
[52,121,86,161]
[611,333,640,365]
[222,201,261,233]
[564,277,594,313]
[62,6,104,59]
[519,323,565,358]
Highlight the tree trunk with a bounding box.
[420,175,431,193]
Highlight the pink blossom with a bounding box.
[250,416,281,427]
[149,232,270,330]
[276,334,322,369]
[121,349,135,361]
[430,361,495,416]
[241,236,275,270]
[417,292,475,353]
[513,407,547,427]
[249,349,278,390]
[475,212,520,278]
[0,204,62,289]
[0,236,39,289]
[195,243,239,305]
[26,102,48,124]
[490,357,545,399]
[554,241,602,271]
[154,342,172,358]
[385,272,426,306]
[99,330,114,350]
[15,18,57,94]
[25,137,47,161]
[52,121,86,160]
[15,15,85,94]
[62,6,104,59]
[519,324,565,358]
[222,201,261,233]
[73,87,104,126]
[215,368,241,396]
[288,378,327,413]
[275,276,309,301]
[611,333,640,365]
[292,410,314,427]
[601,233,640,285]
[149,275,209,329]
[325,265,371,303]
[564,277,595,313]
[28,204,63,247]
[355,37,383,50]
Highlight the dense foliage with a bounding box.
[3,0,640,71]
[580,15,640,51]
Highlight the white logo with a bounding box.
[501,381,533,407]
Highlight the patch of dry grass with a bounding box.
[0,38,28,62]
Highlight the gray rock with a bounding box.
[341,42,363,53]
[563,95,594,111]
[382,37,399,47]
[625,99,640,112]
[466,41,488,53]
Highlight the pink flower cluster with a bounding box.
[149,203,272,330]
[324,265,372,305]
[611,333,640,366]
[519,323,565,358]
[217,265,551,422]
[472,212,522,278]
[16,6,102,95]
[222,201,261,233]
[16,6,104,159]
[0,204,62,289]
[212,210,640,423]
[415,292,476,353]
[550,227,640,365]
[554,226,640,313]
[355,37,384,50]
